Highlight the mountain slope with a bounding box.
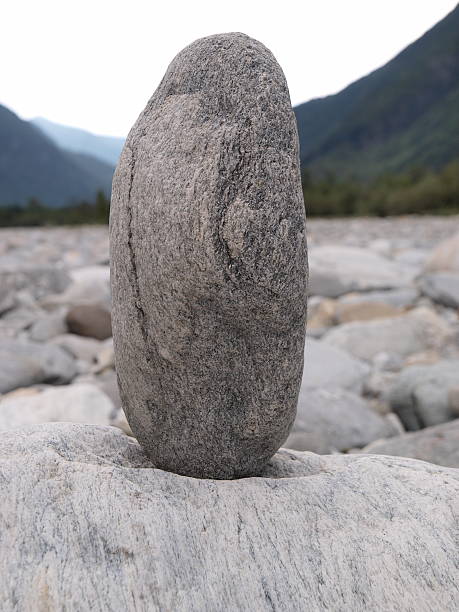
[32,117,124,166]
[0,105,114,207]
[69,151,116,192]
[294,4,459,179]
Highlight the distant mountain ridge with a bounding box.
[32,117,125,166]
[1,6,458,208]
[294,4,459,179]
[0,105,114,207]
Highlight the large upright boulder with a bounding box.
[0,423,458,611]
[110,34,308,478]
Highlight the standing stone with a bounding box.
[110,33,308,479]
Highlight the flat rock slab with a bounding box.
[286,387,397,453]
[42,265,111,309]
[360,419,459,468]
[50,333,103,363]
[302,338,369,393]
[0,339,76,393]
[334,300,402,324]
[338,287,419,308]
[0,423,457,611]
[110,33,307,478]
[0,384,115,430]
[0,265,70,300]
[323,307,451,361]
[308,246,416,297]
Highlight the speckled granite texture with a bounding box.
[110,33,308,478]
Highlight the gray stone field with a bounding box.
[1,217,459,610]
[0,216,459,465]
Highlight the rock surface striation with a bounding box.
[0,423,458,612]
[110,33,308,478]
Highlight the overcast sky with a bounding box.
[2,0,457,137]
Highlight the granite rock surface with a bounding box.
[110,33,308,478]
[0,423,458,612]
[360,419,459,468]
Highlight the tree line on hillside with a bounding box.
[0,191,110,226]
[0,159,458,227]
[303,159,459,217]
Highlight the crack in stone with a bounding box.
[125,143,151,358]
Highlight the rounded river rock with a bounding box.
[110,32,308,478]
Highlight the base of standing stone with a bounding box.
[1,423,457,611]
